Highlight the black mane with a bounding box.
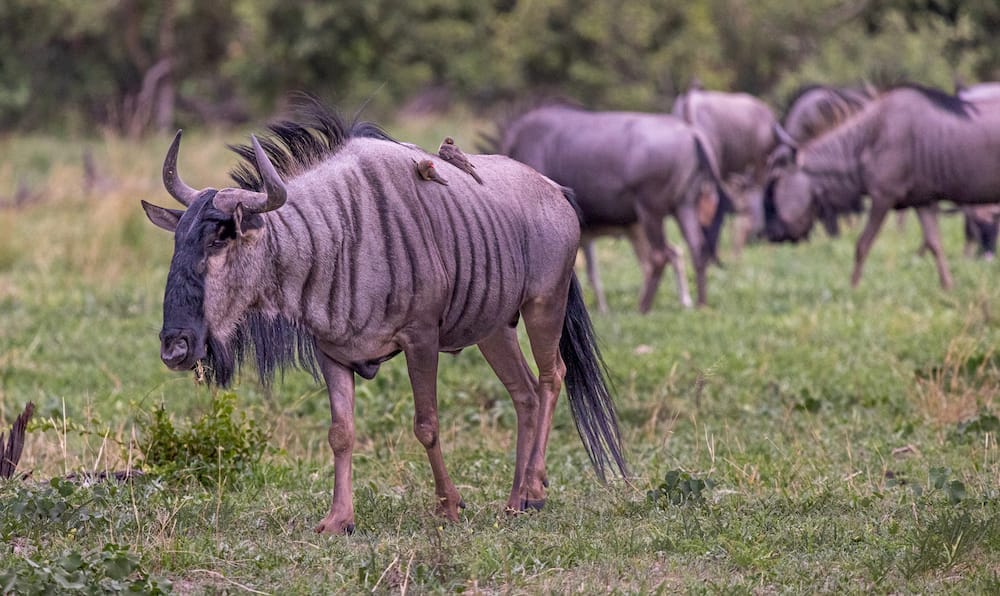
[893,83,973,117]
[783,83,876,118]
[229,93,396,191]
[783,84,825,113]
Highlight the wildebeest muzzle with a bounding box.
[762,180,789,242]
[159,327,205,370]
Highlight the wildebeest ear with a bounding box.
[233,202,264,238]
[141,200,182,232]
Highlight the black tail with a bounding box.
[694,137,732,266]
[559,184,585,226]
[559,274,628,481]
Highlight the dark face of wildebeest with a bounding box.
[142,132,274,377]
[763,167,816,243]
[151,191,228,371]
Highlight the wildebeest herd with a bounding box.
[142,82,1000,533]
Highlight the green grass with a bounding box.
[1,127,999,594]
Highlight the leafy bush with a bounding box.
[138,392,268,488]
[0,543,171,595]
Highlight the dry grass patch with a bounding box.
[912,314,999,428]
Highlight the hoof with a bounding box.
[435,496,464,521]
[314,517,355,535]
[524,498,546,511]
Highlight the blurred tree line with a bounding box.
[1,0,997,135]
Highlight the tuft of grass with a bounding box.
[913,313,999,427]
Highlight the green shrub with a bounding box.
[137,392,268,488]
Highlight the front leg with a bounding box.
[851,205,890,288]
[915,204,953,290]
[403,333,464,521]
[581,236,609,314]
[314,353,357,535]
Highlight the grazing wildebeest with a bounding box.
[497,104,730,312]
[769,84,878,236]
[764,85,1000,289]
[672,84,778,250]
[141,99,626,534]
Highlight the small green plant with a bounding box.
[0,543,171,595]
[951,411,1000,443]
[647,469,714,507]
[0,477,144,541]
[138,392,268,488]
[928,467,967,505]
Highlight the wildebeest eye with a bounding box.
[207,221,237,251]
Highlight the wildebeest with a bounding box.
[764,85,1000,289]
[955,85,1000,256]
[496,104,730,312]
[769,84,878,236]
[141,98,626,534]
[960,204,1000,259]
[672,84,777,250]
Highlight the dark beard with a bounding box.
[202,313,319,388]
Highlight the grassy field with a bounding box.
[1,122,998,594]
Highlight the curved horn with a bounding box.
[773,123,799,150]
[162,130,200,207]
[213,135,287,214]
[248,135,286,213]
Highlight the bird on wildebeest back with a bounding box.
[438,136,484,184]
[413,158,449,186]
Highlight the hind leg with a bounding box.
[635,207,690,312]
[518,288,571,509]
[627,223,691,310]
[478,326,540,511]
[675,204,709,307]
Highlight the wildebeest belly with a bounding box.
[438,289,524,351]
[574,192,637,228]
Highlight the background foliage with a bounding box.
[1,0,999,134]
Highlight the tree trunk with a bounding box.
[154,0,177,132]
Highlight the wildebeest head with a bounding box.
[141,131,285,377]
[763,166,815,243]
